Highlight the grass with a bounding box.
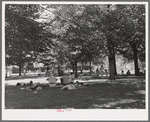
[5,80,145,109]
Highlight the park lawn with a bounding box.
[5,81,145,109]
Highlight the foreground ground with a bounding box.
[5,79,145,109]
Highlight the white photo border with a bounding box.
[2,1,149,121]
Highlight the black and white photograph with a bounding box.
[2,1,148,121]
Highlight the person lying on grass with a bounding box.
[26,81,49,91]
[26,82,39,91]
[61,81,87,90]
[16,80,33,86]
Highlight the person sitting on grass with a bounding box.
[29,81,33,86]
[121,70,125,75]
[68,72,75,83]
[61,73,70,86]
[126,70,131,76]
[48,72,57,87]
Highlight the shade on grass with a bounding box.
[5,81,145,109]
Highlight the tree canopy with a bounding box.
[5,4,146,78]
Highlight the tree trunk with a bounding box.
[19,63,22,76]
[23,63,27,77]
[131,44,139,76]
[74,62,78,78]
[23,67,26,77]
[109,57,115,80]
[58,63,61,76]
[5,64,8,78]
[113,57,117,75]
[72,63,75,73]
[80,69,83,74]
[106,8,115,80]
[89,60,92,75]
[19,52,22,76]
[108,44,115,80]
[80,63,83,74]
[113,44,117,76]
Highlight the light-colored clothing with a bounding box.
[49,84,56,87]
[61,84,76,90]
[48,75,56,87]
[68,74,74,83]
[100,67,104,76]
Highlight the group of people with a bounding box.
[16,72,84,91]
[96,65,133,76]
[16,80,49,91]
[47,72,85,90]
[122,70,131,76]
[96,65,108,77]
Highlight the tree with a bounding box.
[81,4,145,77]
[5,4,55,76]
[79,5,122,79]
[36,4,145,78]
[118,5,145,75]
